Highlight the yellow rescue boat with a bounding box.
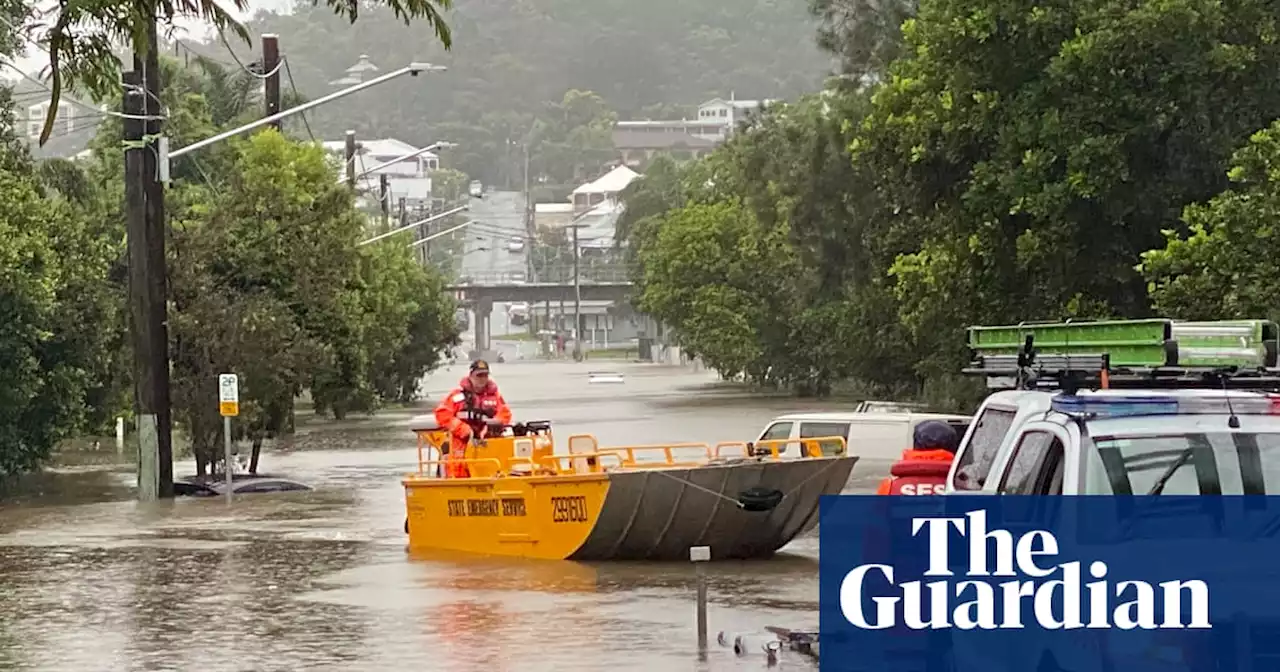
[401,417,858,561]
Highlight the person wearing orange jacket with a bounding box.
[876,420,959,495]
[434,359,512,478]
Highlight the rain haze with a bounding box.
[0,0,1263,667]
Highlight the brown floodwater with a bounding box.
[0,361,889,671]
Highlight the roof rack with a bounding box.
[963,319,1280,393]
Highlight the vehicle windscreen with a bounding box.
[951,407,1016,491]
[1086,431,1280,495]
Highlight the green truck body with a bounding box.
[967,319,1279,369]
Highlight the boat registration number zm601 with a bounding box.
[446,498,528,517]
[551,496,589,523]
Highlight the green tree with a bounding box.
[28,0,454,145]
[530,89,619,187]
[430,167,469,203]
[809,0,916,79]
[1142,121,1280,322]
[854,0,1280,379]
[0,106,122,473]
[205,0,829,184]
[359,240,460,404]
[635,200,798,381]
[620,92,919,396]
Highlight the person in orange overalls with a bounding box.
[876,420,959,495]
[434,359,512,478]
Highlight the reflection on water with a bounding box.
[0,362,890,671]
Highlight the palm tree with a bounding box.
[190,55,312,136]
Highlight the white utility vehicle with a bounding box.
[750,410,971,461]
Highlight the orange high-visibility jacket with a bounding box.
[875,449,955,495]
[433,376,512,443]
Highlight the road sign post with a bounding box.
[218,374,239,503]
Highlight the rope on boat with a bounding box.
[651,458,846,511]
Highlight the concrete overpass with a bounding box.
[449,269,634,350]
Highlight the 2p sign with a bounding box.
[218,373,239,417]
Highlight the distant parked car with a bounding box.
[469,180,483,198]
[174,474,314,497]
[508,302,529,326]
[507,237,525,253]
[509,271,527,284]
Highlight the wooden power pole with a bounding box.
[379,173,390,231]
[344,130,357,184]
[126,19,174,501]
[262,34,281,131]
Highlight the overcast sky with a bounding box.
[6,0,294,80]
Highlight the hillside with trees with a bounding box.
[194,0,833,184]
[619,0,1280,407]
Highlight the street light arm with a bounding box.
[358,205,469,246]
[409,220,474,248]
[169,63,446,161]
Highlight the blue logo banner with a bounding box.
[818,495,1280,672]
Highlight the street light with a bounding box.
[164,61,446,169]
[339,140,457,184]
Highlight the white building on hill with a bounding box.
[613,94,778,168]
[322,136,440,211]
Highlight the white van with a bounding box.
[750,411,973,461]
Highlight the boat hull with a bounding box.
[403,456,857,561]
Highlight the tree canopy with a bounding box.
[24,0,454,145]
[172,0,833,185]
[0,51,460,477]
[619,0,1280,407]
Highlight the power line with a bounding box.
[215,27,283,80]
[0,15,164,122]
[281,57,317,143]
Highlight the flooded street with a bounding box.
[0,361,886,671]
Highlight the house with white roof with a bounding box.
[322,136,440,211]
[571,164,639,214]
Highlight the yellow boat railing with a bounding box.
[407,431,847,480]
[712,436,847,459]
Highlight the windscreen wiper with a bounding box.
[1146,447,1195,495]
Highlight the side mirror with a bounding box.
[746,441,756,457]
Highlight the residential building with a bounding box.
[533,202,573,231]
[534,300,645,346]
[9,77,104,160]
[570,164,639,214]
[695,94,777,129]
[612,93,777,168]
[612,125,719,168]
[323,136,439,211]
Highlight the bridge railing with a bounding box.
[454,265,634,286]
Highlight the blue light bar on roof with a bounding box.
[1050,393,1280,418]
[1051,396,1180,418]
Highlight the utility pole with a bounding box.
[572,223,582,361]
[424,200,433,266]
[344,130,357,184]
[379,174,390,232]
[262,34,281,131]
[127,19,174,501]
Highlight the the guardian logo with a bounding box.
[840,510,1211,630]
